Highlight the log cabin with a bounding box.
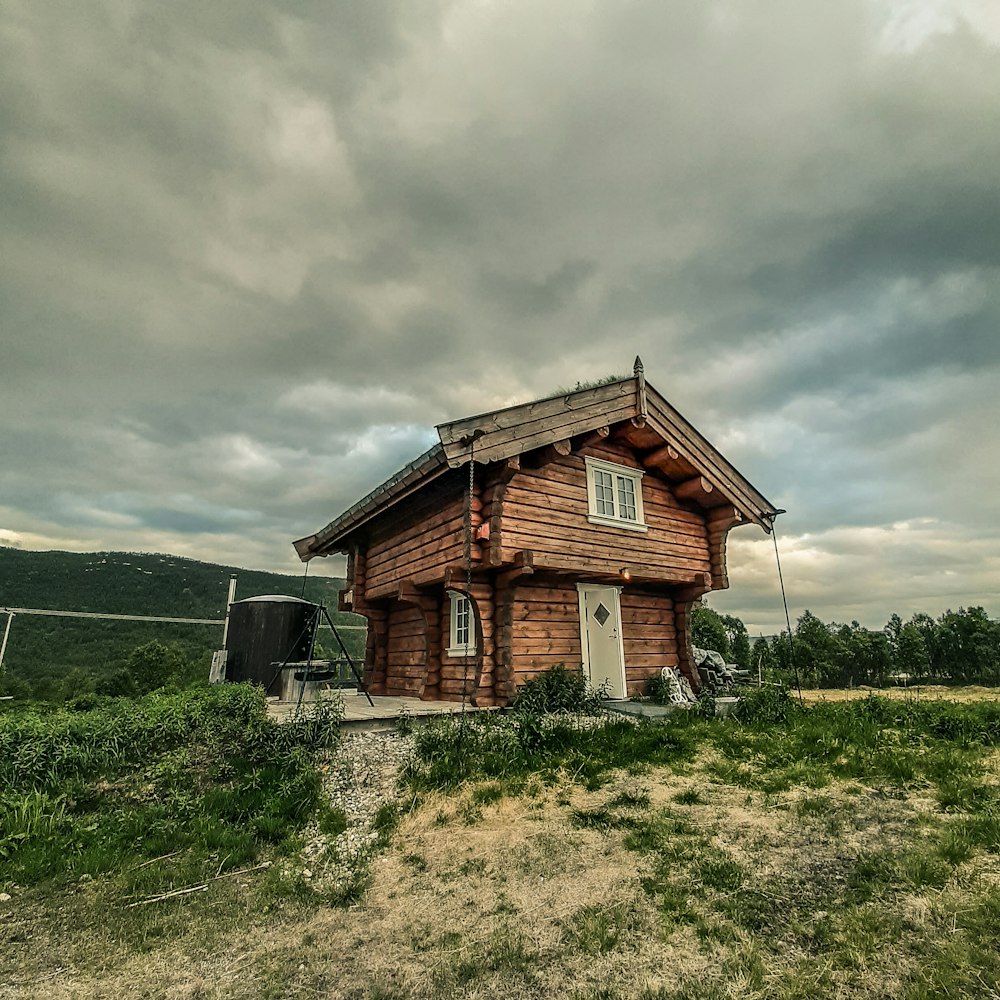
[293,359,779,706]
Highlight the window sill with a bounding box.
[446,647,478,658]
[587,514,648,533]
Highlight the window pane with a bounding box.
[594,469,615,515]
[455,596,470,647]
[616,475,637,520]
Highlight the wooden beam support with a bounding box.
[643,443,679,467]
[641,443,697,482]
[443,563,488,590]
[523,438,572,469]
[576,425,610,450]
[706,507,742,592]
[674,476,715,505]
[495,550,534,591]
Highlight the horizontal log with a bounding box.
[511,640,582,657]
[574,426,610,450]
[387,642,428,656]
[504,493,709,544]
[512,587,579,602]
[624,653,680,668]
[367,479,466,547]
[385,678,424,695]
[622,625,678,641]
[619,592,675,607]
[510,622,583,637]
[620,602,675,619]
[510,462,707,521]
[387,618,425,633]
[503,535,709,576]
[367,533,476,581]
[387,651,427,668]
[367,506,466,559]
[512,652,586,665]
[502,508,709,554]
[578,442,644,471]
[365,554,483,599]
[385,666,429,681]
[674,475,715,504]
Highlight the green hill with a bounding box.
[0,548,356,700]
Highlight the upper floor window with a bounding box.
[585,457,647,532]
[446,590,476,657]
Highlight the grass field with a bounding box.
[799,684,1000,704]
[4,688,1000,999]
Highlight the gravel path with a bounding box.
[297,730,416,888]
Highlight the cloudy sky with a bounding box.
[2,0,998,632]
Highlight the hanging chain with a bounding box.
[459,439,475,733]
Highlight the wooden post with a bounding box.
[673,574,711,691]
[0,611,13,677]
[221,575,237,648]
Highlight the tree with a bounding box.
[720,614,752,670]
[934,607,1000,684]
[895,621,931,681]
[126,641,187,695]
[691,604,731,660]
[794,610,840,687]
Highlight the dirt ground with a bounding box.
[6,739,996,1000]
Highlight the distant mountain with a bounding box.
[0,548,354,699]
[0,547,346,617]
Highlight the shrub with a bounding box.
[731,686,799,726]
[513,665,606,716]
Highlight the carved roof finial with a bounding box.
[634,355,648,423]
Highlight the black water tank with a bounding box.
[225,595,319,695]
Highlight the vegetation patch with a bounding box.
[9,691,1000,999]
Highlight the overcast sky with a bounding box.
[2,0,998,632]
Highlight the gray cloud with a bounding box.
[2,0,999,631]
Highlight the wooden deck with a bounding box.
[268,690,496,731]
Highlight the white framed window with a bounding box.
[585,457,647,532]
[446,590,477,657]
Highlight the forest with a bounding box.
[695,603,1000,689]
[0,548,359,701]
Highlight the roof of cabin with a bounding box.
[293,360,780,560]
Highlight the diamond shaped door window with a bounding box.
[593,602,611,627]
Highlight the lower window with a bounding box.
[446,590,476,657]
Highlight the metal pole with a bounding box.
[0,611,14,677]
[221,575,237,648]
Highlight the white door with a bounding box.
[578,585,627,700]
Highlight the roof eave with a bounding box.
[293,444,448,560]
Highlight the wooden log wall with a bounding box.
[619,588,678,696]
[508,576,583,688]
[500,439,711,584]
[342,546,386,693]
[506,576,679,698]
[363,471,482,600]
[384,602,427,697]
[438,582,495,703]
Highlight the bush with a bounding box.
[731,686,800,726]
[513,665,606,716]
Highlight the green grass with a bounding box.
[0,685,341,893]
